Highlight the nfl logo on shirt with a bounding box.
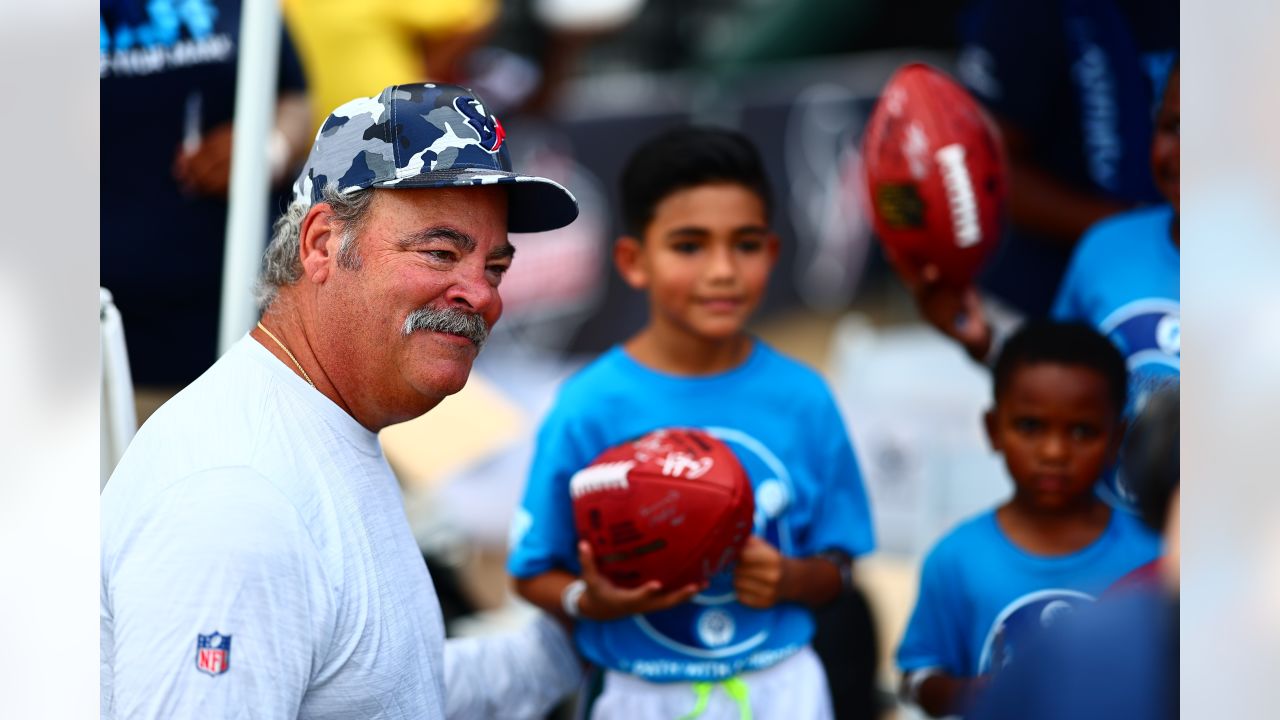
[196,632,232,676]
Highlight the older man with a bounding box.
[101,84,581,719]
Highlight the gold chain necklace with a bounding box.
[256,322,315,388]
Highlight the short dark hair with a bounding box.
[993,321,1128,416]
[619,126,772,237]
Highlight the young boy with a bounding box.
[896,322,1161,718]
[507,127,875,719]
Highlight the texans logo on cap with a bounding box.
[453,96,505,154]
[293,83,578,233]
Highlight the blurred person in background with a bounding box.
[100,0,313,420]
[1048,61,1179,415]
[100,84,583,719]
[953,0,1177,318]
[282,0,500,135]
[968,386,1179,720]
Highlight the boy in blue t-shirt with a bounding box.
[507,127,875,719]
[896,322,1161,718]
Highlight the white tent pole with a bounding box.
[218,0,283,354]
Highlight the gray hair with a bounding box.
[256,185,374,309]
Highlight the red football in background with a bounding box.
[861,62,1007,287]
[571,428,755,589]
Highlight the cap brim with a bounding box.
[371,168,579,234]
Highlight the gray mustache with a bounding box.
[402,307,489,348]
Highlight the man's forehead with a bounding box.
[371,185,509,222]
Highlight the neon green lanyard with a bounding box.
[677,677,751,720]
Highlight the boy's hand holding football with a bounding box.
[732,535,788,608]
[575,541,705,622]
[733,536,848,609]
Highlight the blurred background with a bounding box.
[92,1,1183,717]
[91,0,1196,718]
[31,0,1280,718]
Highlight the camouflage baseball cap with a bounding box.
[293,83,578,233]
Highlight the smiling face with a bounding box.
[314,186,511,428]
[986,362,1123,512]
[615,182,778,344]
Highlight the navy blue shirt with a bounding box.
[956,0,1178,315]
[101,0,305,385]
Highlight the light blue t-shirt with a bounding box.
[508,340,876,682]
[897,508,1161,679]
[1052,204,1180,507]
[1052,204,1180,414]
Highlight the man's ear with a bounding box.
[614,235,648,290]
[983,407,1001,452]
[298,203,341,284]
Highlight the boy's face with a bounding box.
[1151,67,1180,213]
[615,183,778,342]
[985,362,1122,511]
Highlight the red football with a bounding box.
[571,428,755,589]
[861,62,1007,287]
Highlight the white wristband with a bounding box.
[561,579,587,619]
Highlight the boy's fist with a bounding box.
[732,535,788,609]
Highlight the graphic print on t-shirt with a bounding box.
[978,589,1094,675]
[631,426,797,659]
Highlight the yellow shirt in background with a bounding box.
[284,0,499,133]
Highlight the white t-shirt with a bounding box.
[102,336,580,719]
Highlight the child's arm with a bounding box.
[897,529,983,717]
[732,535,844,608]
[900,669,988,718]
[515,542,704,623]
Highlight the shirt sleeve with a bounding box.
[896,542,970,676]
[802,389,876,558]
[506,398,599,578]
[102,467,334,719]
[444,612,583,719]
